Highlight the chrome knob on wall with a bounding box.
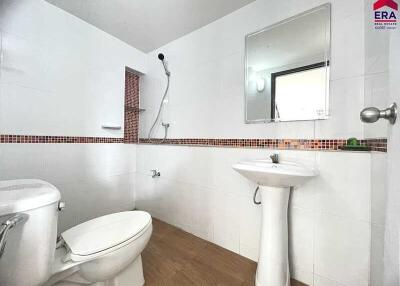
[360,102,397,125]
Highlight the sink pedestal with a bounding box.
[232,159,317,286]
[256,186,290,286]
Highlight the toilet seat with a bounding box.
[61,211,152,263]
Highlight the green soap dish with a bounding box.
[339,137,371,151]
[339,145,371,151]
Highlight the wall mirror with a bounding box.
[245,4,331,123]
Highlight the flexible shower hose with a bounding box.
[147,74,170,142]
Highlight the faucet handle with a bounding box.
[151,169,161,178]
[270,153,279,164]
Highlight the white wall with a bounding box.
[139,0,365,140]
[370,152,387,286]
[0,143,137,233]
[0,0,146,137]
[0,0,147,231]
[362,1,398,285]
[363,0,390,139]
[136,1,378,286]
[135,145,372,286]
[382,27,400,285]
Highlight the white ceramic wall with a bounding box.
[363,0,390,139]
[382,27,400,285]
[139,0,366,140]
[363,1,400,285]
[370,152,387,286]
[135,145,372,286]
[0,0,146,137]
[136,0,378,285]
[0,0,147,232]
[0,143,137,233]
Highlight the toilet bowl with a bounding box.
[0,179,152,286]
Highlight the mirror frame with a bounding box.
[244,3,331,124]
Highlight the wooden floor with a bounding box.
[142,218,307,286]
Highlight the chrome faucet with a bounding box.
[270,153,279,164]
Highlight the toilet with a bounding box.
[0,179,152,286]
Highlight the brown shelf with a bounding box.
[125,106,146,112]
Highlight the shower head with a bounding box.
[157,53,170,76]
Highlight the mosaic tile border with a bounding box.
[0,135,124,144]
[139,138,387,152]
[0,135,387,152]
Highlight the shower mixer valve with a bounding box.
[151,170,161,178]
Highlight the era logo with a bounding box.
[373,0,398,29]
[375,10,397,19]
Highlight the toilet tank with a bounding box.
[0,179,61,286]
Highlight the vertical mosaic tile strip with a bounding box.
[138,138,387,152]
[124,71,140,143]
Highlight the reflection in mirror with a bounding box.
[245,4,331,123]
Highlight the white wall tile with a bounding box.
[57,172,135,233]
[370,225,385,286]
[364,0,390,75]
[141,0,367,140]
[0,1,379,286]
[364,73,390,138]
[239,193,262,259]
[314,213,370,286]
[382,27,400,286]
[314,275,346,286]
[289,207,314,285]
[135,145,372,285]
[0,143,137,232]
[329,0,365,80]
[211,191,241,253]
[315,77,365,139]
[314,151,371,222]
[0,0,146,137]
[371,153,387,226]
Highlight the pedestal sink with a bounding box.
[232,159,317,286]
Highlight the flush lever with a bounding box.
[360,103,397,125]
[0,213,29,259]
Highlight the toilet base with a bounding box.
[52,255,145,286]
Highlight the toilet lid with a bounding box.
[61,211,151,257]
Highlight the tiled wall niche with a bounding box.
[124,71,140,144]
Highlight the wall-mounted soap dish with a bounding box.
[101,125,122,130]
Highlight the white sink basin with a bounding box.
[233,159,317,286]
[232,160,317,187]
